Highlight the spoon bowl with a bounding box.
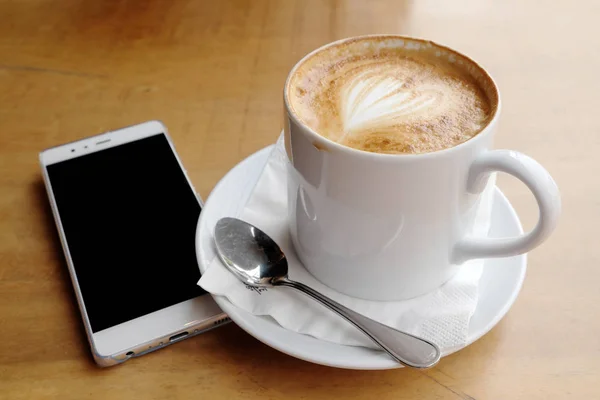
[215,217,288,286]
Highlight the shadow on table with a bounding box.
[205,317,507,398]
[33,179,97,369]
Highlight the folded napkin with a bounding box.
[199,135,496,353]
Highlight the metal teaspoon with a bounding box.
[213,217,441,369]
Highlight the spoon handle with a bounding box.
[273,278,441,369]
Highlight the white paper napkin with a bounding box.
[199,135,496,353]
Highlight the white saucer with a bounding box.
[196,145,527,370]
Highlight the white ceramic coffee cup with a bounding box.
[283,35,561,301]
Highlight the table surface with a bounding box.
[0,0,596,399]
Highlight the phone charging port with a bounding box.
[169,331,189,342]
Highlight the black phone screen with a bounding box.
[46,133,206,333]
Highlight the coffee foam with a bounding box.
[287,37,498,154]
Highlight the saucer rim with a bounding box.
[196,145,527,370]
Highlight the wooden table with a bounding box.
[0,0,596,398]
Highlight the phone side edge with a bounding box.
[39,158,121,367]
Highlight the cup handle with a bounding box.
[452,150,561,264]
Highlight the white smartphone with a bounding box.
[40,121,228,367]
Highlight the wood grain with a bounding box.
[0,0,597,399]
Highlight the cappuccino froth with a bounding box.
[287,37,497,154]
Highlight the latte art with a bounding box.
[287,37,496,154]
[340,69,440,138]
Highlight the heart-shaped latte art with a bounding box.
[339,70,442,136]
